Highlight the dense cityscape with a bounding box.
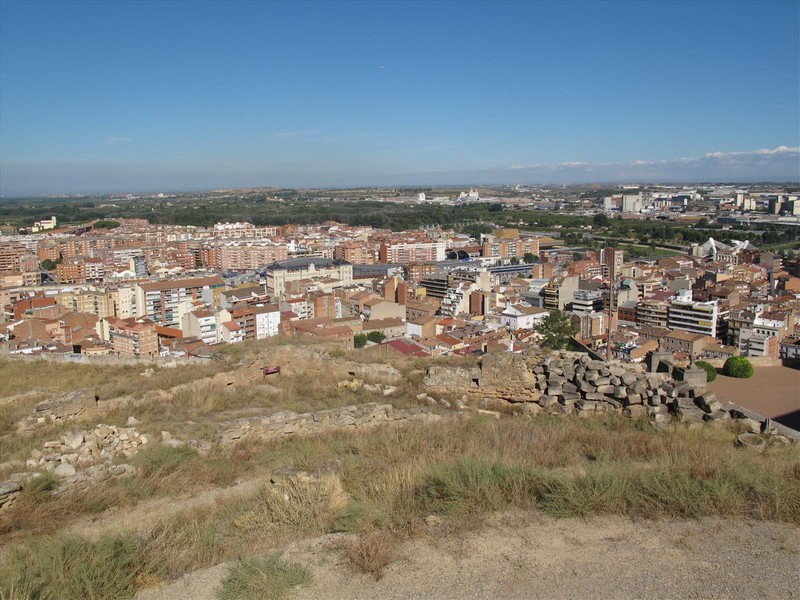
[1,0,799,597]
[1,183,799,362]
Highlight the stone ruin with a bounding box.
[15,389,102,432]
[423,349,796,443]
[0,421,164,513]
[218,402,440,446]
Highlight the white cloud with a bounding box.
[103,136,132,145]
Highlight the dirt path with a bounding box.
[139,512,800,600]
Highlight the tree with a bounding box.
[695,360,717,382]
[353,334,368,348]
[523,252,538,264]
[723,356,753,379]
[534,310,577,350]
[593,213,611,227]
[41,258,61,271]
[509,256,520,265]
[93,220,120,229]
[366,331,386,344]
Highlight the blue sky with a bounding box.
[1,0,798,194]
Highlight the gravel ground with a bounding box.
[139,512,800,600]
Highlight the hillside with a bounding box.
[0,339,798,599]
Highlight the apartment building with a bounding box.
[333,242,376,264]
[543,276,580,310]
[106,317,159,357]
[570,290,604,314]
[56,260,86,284]
[439,281,477,317]
[481,230,540,260]
[135,276,225,327]
[667,296,720,338]
[183,309,222,345]
[379,241,446,264]
[265,258,353,297]
[499,303,549,331]
[600,247,624,279]
[636,299,669,328]
[57,289,116,319]
[202,241,289,270]
[211,222,280,239]
[253,304,281,339]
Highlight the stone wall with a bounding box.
[424,349,795,442]
[218,402,440,446]
[16,389,101,432]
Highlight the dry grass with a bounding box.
[2,340,800,599]
[2,414,800,599]
[336,529,403,580]
[219,555,310,600]
[0,358,227,400]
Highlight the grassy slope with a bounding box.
[1,343,799,599]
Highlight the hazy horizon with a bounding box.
[1,0,798,196]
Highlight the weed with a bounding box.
[132,444,198,478]
[0,534,162,600]
[337,529,402,580]
[219,555,310,600]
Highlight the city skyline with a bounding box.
[1,0,798,195]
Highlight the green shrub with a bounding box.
[723,356,754,379]
[353,334,368,348]
[366,331,386,344]
[696,361,717,382]
[219,555,310,600]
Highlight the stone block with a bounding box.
[539,395,557,407]
[624,405,647,419]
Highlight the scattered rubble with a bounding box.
[0,422,153,511]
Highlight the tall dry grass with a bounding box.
[2,407,799,599]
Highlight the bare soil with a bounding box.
[138,512,800,600]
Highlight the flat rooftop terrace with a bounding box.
[708,366,800,431]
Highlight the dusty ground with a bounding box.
[138,512,800,600]
[709,366,800,430]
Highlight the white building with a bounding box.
[622,194,642,213]
[499,302,550,331]
[253,303,281,339]
[439,281,477,317]
[667,292,720,338]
